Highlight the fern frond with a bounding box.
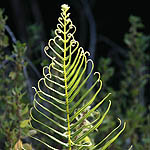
[29,4,126,149]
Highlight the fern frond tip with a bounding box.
[61,4,70,12]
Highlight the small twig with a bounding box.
[98,35,127,67]
[81,0,96,59]
[25,57,41,79]
[0,25,17,69]
[4,24,38,102]
[99,34,127,56]
[5,25,17,44]
[3,24,41,78]
[81,0,96,88]
[0,54,17,69]
[0,55,41,79]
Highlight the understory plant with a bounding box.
[0,9,32,150]
[119,15,150,150]
[97,15,150,150]
[29,4,126,150]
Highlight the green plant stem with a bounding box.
[63,11,71,150]
[15,63,21,140]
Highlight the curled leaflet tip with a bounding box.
[117,118,126,128]
[94,72,101,81]
[117,118,122,124]
[38,78,44,90]
[44,46,49,51]
[32,87,36,91]
[85,51,90,56]
[48,39,52,46]
[87,59,93,64]
[79,47,84,51]
[79,47,84,55]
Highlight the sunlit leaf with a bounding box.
[29,4,125,149]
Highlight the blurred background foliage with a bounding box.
[0,0,150,149]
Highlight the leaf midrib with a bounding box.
[63,10,71,150]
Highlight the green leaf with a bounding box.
[21,104,29,116]
[27,130,37,136]
[20,119,30,128]
[9,72,16,80]
[29,4,126,150]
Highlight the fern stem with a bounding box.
[63,10,71,150]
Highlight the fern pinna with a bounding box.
[29,4,126,150]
